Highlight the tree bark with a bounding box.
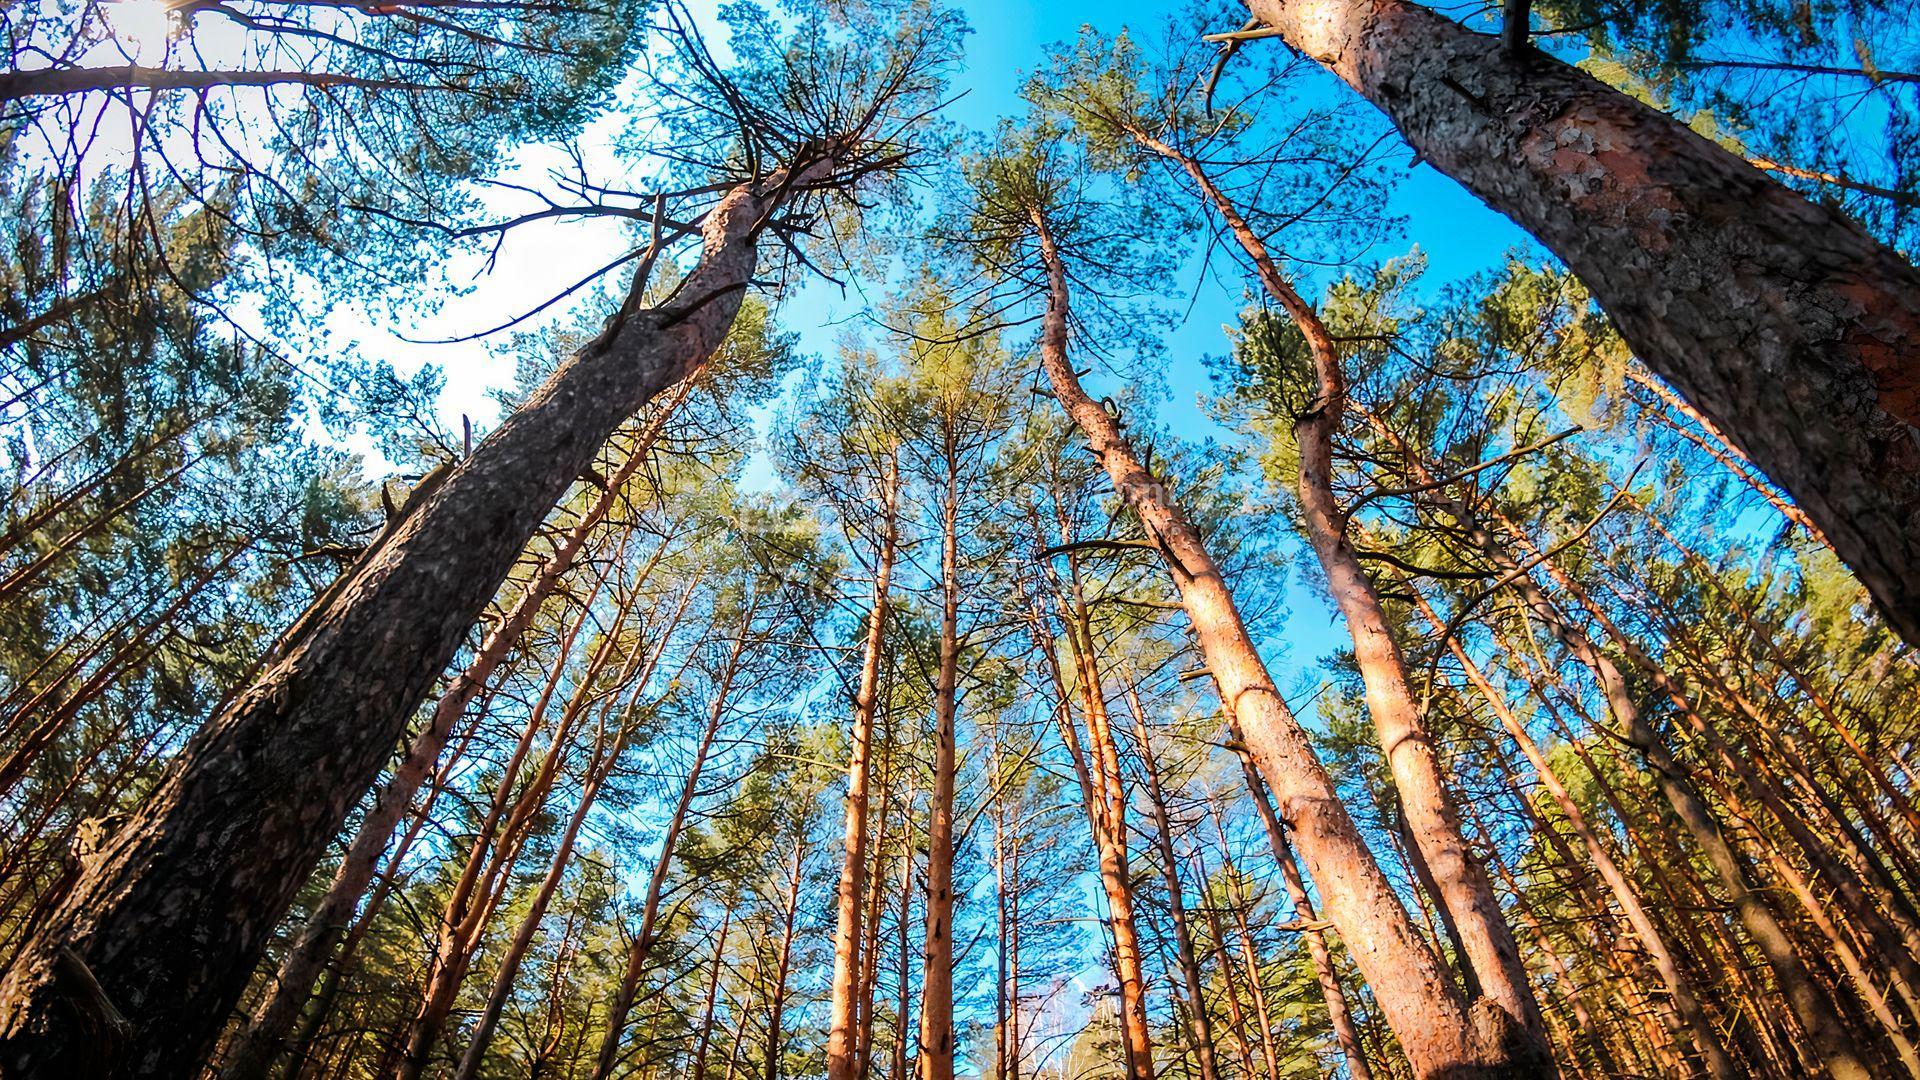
[918,437,961,1080]
[1224,732,1373,1080]
[827,454,901,1080]
[1401,579,1738,1079]
[1440,495,1870,1080]
[1022,570,1154,1080]
[1029,207,1544,1077]
[1241,0,1920,643]
[1126,691,1221,1080]
[0,158,831,1080]
[218,397,689,1080]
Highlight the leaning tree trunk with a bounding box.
[1224,725,1374,1080]
[1171,137,1538,1040]
[1127,691,1222,1080]
[218,405,689,1080]
[1239,0,1920,644]
[1028,208,1546,1078]
[0,156,834,1080]
[1401,578,1739,1079]
[1452,502,1870,1080]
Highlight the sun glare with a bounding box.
[102,0,175,60]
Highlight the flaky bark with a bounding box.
[1242,0,1920,643]
[1030,210,1543,1077]
[0,158,832,1079]
[218,389,691,1080]
[827,455,901,1080]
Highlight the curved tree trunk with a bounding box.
[1133,124,1542,1046]
[1029,207,1546,1077]
[1240,0,1920,643]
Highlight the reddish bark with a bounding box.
[1127,692,1221,1080]
[1031,206,1543,1076]
[1241,0,1920,643]
[918,423,963,1080]
[827,454,901,1080]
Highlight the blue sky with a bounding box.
[741,1,1548,683]
[339,0,1551,695]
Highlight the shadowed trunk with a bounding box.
[0,158,832,1080]
[218,403,691,1080]
[918,433,961,1080]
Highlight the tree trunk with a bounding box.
[765,836,803,1080]
[0,158,835,1080]
[892,822,916,1080]
[1022,575,1154,1080]
[590,618,753,1080]
[1463,508,1868,1079]
[219,411,689,1080]
[690,906,734,1080]
[1401,579,1738,1079]
[827,454,901,1080]
[449,693,646,1080]
[1140,128,1541,1041]
[1029,207,1542,1077]
[1240,0,1920,643]
[1203,819,1286,1080]
[1126,690,1221,1080]
[395,570,644,1080]
[857,749,896,1080]
[918,433,961,1080]
[1221,726,1374,1080]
